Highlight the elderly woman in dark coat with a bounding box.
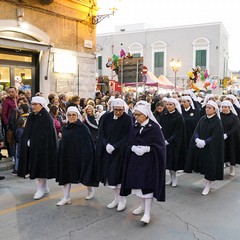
[17,96,58,200]
[120,104,166,224]
[56,106,99,206]
[97,98,132,212]
[220,100,240,176]
[159,98,187,187]
[185,100,224,195]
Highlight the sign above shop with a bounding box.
[84,40,93,49]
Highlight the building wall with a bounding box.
[0,0,97,98]
[97,22,229,93]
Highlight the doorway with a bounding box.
[0,48,39,94]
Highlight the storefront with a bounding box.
[0,47,39,93]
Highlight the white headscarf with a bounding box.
[162,97,169,102]
[181,96,195,109]
[31,96,49,111]
[111,98,128,114]
[167,98,182,114]
[202,94,214,107]
[225,94,240,108]
[206,100,220,119]
[134,104,161,129]
[221,100,238,116]
[66,106,81,121]
[183,89,197,101]
[135,100,151,108]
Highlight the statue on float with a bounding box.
[187,67,217,92]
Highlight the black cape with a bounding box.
[56,119,99,186]
[182,107,199,146]
[120,119,166,201]
[160,110,187,171]
[96,111,132,185]
[185,114,224,181]
[18,108,58,179]
[221,112,240,165]
[233,104,240,120]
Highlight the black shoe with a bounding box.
[0,176,5,180]
[12,170,18,176]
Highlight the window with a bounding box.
[128,42,143,57]
[196,50,206,71]
[98,56,102,70]
[132,53,141,58]
[192,38,210,71]
[154,52,164,76]
[151,41,167,76]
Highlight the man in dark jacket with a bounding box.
[1,86,18,158]
[18,96,58,200]
[0,119,5,180]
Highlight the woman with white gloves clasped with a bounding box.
[120,103,166,224]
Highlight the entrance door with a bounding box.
[0,48,39,94]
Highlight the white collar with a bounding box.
[141,118,149,127]
[184,107,191,111]
[207,114,216,119]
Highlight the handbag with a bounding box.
[7,130,15,144]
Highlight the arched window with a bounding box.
[192,37,210,71]
[151,41,167,76]
[128,42,143,57]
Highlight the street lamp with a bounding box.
[91,0,120,25]
[92,7,117,25]
[170,58,181,92]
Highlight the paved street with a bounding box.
[0,166,240,240]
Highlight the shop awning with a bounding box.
[0,36,52,51]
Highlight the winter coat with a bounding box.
[56,119,98,186]
[96,111,132,185]
[185,114,224,181]
[120,119,166,201]
[17,107,58,179]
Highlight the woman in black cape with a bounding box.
[220,100,240,176]
[185,100,224,195]
[120,104,166,224]
[17,96,58,200]
[96,98,132,211]
[181,95,200,146]
[56,106,99,205]
[159,98,187,187]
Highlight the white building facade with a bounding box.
[97,22,229,93]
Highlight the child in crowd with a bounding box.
[12,117,26,176]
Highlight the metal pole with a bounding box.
[121,58,123,93]
[136,60,139,102]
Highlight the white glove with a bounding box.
[223,134,228,140]
[106,143,115,154]
[195,138,201,145]
[27,139,30,147]
[131,145,144,156]
[138,146,150,154]
[165,140,169,146]
[195,138,205,148]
